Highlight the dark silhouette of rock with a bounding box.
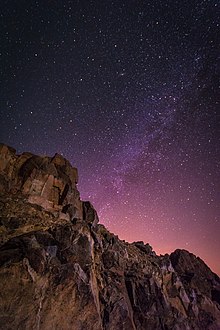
[0,144,219,330]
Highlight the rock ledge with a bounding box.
[0,144,219,330]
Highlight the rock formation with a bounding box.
[0,143,220,330]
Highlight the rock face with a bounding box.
[0,143,220,330]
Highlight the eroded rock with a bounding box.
[0,145,219,330]
[0,143,82,218]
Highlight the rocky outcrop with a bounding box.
[0,144,220,330]
[0,143,81,217]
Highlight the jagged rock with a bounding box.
[83,201,99,227]
[0,143,82,218]
[0,145,219,330]
[132,241,156,256]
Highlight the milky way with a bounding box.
[0,0,220,274]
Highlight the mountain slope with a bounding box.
[0,143,220,330]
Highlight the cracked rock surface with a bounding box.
[0,144,220,330]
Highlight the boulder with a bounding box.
[0,144,82,217]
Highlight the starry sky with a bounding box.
[0,0,220,275]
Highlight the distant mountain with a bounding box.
[0,143,220,330]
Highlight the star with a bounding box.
[0,0,219,275]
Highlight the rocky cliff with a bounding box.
[0,143,220,330]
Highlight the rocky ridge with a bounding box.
[0,143,220,330]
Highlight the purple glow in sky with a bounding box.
[1,0,219,274]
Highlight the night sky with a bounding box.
[1,0,220,275]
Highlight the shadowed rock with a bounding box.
[0,143,82,216]
[0,144,219,330]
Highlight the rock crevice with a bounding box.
[0,144,220,330]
